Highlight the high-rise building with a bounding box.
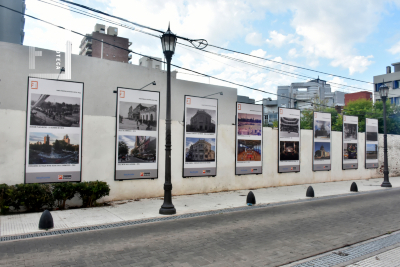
[0,0,26,45]
[262,79,345,125]
[44,134,50,145]
[63,134,70,144]
[79,24,132,63]
[373,63,400,105]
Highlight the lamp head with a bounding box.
[161,23,177,58]
[220,92,223,95]
[152,81,156,86]
[379,80,389,99]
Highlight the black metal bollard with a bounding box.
[39,210,54,230]
[246,191,256,205]
[350,182,358,192]
[306,186,314,198]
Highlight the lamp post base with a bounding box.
[381,181,392,188]
[159,207,176,215]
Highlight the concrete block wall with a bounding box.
[0,41,395,202]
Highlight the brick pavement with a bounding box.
[1,189,400,267]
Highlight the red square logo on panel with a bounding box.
[31,81,38,89]
[120,90,125,98]
[187,98,191,105]
[238,104,241,110]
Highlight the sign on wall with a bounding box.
[278,108,300,173]
[313,112,332,171]
[342,115,358,170]
[235,102,263,175]
[183,96,218,177]
[25,77,83,183]
[115,87,160,180]
[365,118,379,169]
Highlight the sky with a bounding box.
[119,135,136,149]
[22,0,400,102]
[31,93,80,105]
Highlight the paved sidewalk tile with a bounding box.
[0,177,398,237]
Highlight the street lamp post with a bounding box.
[379,81,392,188]
[159,25,177,215]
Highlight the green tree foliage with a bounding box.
[299,98,400,134]
[118,141,128,156]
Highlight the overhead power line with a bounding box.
[0,4,381,114]
[37,0,372,93]
[53,0,373,85]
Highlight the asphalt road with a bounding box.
[1,189,400,267]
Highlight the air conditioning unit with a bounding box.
[94,24,106,34]
[107,27,118,36]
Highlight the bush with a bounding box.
[52,182,77,210]
[14,184,54,212]
[0,184,16,215]
[76,181,110,207]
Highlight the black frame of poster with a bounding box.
[365,118,379,169]
[277,107,301,173]
[114,87,161,181]
[182,95,219,178]
[24,77,84,184]
[342,115,358,170]
[235,101,263,175]
[312,111,331,172]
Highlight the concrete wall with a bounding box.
[0,41,396,202]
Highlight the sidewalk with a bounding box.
[1,177,399,237]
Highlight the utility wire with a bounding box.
[54,0,373,85]
[0,4,384,115]
[38,0,371,93]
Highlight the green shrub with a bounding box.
[0,184,16,215]
[14,184,54,212]
[52,182,77,210]
[76,181,110,207]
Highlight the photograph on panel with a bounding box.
[366,144,378,159]
[28,132,79,164]
[280,141,299,161]
[280,117,299,138]
[237,140,262,161]
[314,120,331,139]
[118,135,156,163]
[343,143,357,159]
[314,142,331,160]
[119,102,157,131]
[185,138,216,162]
[366,125,378,141]
[185,108,216,133]
[343,123,357,141]
[30,94,81,127]
[238,113,262,136]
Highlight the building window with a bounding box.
[375,83,383,92]
[394,80,399,89]
[391,97,400,105]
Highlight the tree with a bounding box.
[118,141,128,156]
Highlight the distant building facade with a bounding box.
[315,145,330,159]
[189,110,215,132]
[237,95,255,104]
[128,104,146,120]
[140,105,157,122]
[63,134,70,144]
[79,24,131,63]
[44,134,50,145]
[374,63,400,105]
[188,139,215,161]
[345,91,372,105]
[262,79,345,125]
[0,0,25,45]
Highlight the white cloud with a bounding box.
[265,31,295,48]
[388,40,400,55]
[245,32,264,46]
[288,48,298,58]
